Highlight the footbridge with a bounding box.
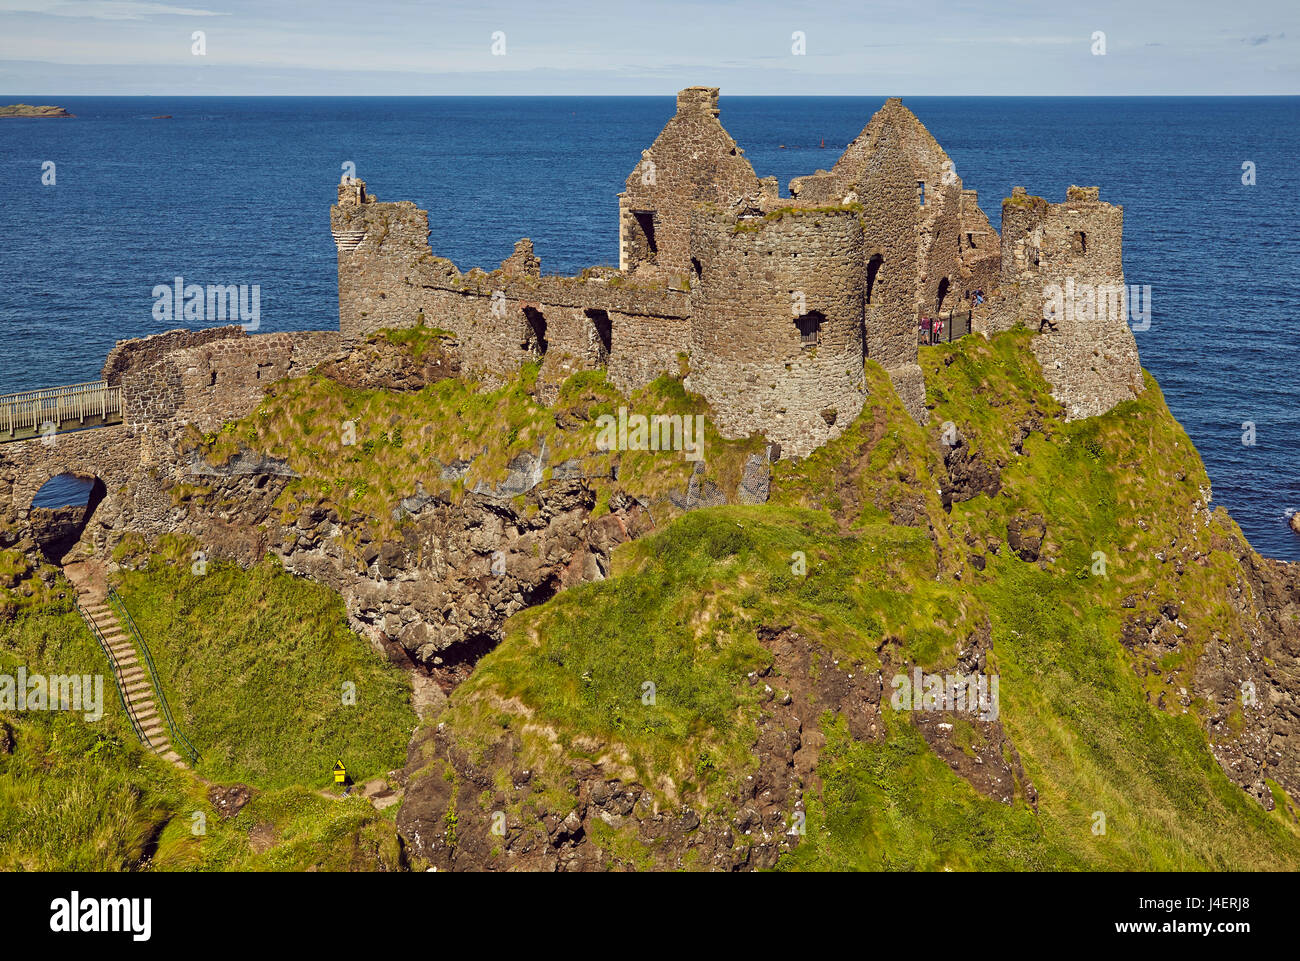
[0,381,124,443]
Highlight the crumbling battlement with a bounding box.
[619,86,778,275]
[104,326,340,429]
[3,325,341,563]
[332,89,1141,454]
[789,96,1002,334]
[994,185,1143,418]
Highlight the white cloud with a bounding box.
[0,0,226,19]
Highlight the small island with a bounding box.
[0,103,74,119]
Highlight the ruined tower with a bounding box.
[996,185,1144,418]
[618,87,777,275]
[686,206,867,457]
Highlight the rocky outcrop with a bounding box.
[0,104,73,119]
[397,624,1027,871]
[1006,513,1047,563]
[1195,538,1300,809]
[278,482,653,683]
[143,451,654,682]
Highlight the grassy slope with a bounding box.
[113,535,414,791]
[5,326,1297,871]
[192,345,765,541]
[0,560,414,871]
[421,328,1300,870]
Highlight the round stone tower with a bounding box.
[686,205,866,456]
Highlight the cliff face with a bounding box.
[389,330,1300,871]
[94,330,772,686]
[5,325,1298,872]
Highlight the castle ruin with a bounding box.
[2,86,1148,549]
[331,87,1144,455]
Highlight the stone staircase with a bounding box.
[73,581,187,768]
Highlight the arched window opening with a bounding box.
[28,473,107,564]
[866,254,884,305]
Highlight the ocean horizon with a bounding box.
[3,94,1298,559]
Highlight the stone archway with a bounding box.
[0,423,139,565]
[28,472,107,564]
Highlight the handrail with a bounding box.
[75,596,152,748]
[0,381,113,405]
[1,381,122,440]
[108,589,200,766]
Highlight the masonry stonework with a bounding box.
[995,185,1144,418]
[5,86,1143,539]
[617,86,777,276]
[330,89,1142,452]
[2,325,340,557]
[687,207,866,454]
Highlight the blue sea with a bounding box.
[2,96,1298,558]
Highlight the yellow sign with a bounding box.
[333,760,346,784]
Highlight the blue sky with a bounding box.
[0,0,1296,95]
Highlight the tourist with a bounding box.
[1040,304,1058,332]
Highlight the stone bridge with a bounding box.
[0,325,340,561]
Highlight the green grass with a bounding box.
[189,362,763,541]
[380,324,456,357]
[114,540,415,791]
[0,574,410,871]
[416,328,1300,871]
[5,324,1297,872]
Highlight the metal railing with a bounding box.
[75,596,153,749]
[0,381,123,441]
[919,309,973,346]
[108,589,201,766]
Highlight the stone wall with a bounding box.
[1,425,138,555]
[996,186,1144,419]
[168,331,341,432]
[790,97,1001,367]
[2,325,340,560]
[103,326,340,430]
[104,326,248,425]
[333,181,691,393]
[856,122,923,371]
[686,206,867,457]
[331,90,1149,445]
[618,87,775,274]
